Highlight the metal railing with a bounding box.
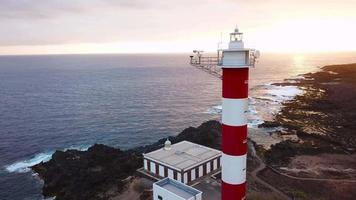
[189,56,220,66]
[189,49,259,79]
[189,55,222,79]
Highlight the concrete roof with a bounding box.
[155,178,202,199]
[144,141,221,171]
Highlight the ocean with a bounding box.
[1,53,356,200]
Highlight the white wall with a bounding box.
[213,159,218,170]
[159,165,164,177]
[207,162,211,173]
[150,162,156,174]
[168,169,174,179]
[177,172,182,183]
[199,166,203,177]
[183,172,188,184]
[144,159,148,170]
[187,193,202,200]
[153,184,185,200]
[191,170,196,181]
[222,51,248,66]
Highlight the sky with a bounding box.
[0,0,356,55]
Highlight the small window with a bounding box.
[158,195,163,200]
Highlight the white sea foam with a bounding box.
[205,105,222,114]
[206,84,303,130]
[44,197,56,200]
[5,152,54,173]
[5,145,90,173]
[267,85,303,101]
[247,119,264,128]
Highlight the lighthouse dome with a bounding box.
[164,139,172,150]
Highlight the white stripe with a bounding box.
[144,159,148,170]
[207,162,211,173]
[168,169,174,179]
[221,153,247,184]
[177,173,182,183]
[199,166,203,177]
[191,169,196,181]
[150,162,156,174]
[159,165,164,177]
[222,98,248,126]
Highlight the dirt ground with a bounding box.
[281,153,356,179]
[112,177,153,200]
[259,168,356,200]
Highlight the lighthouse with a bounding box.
[189,26,259,200]
[220,27,254,200]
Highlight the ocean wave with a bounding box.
[5,152,54,173]
[44,197,56,200]
[204,105,222,114]
[5,145,90,173]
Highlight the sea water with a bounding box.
[1,52,356,199]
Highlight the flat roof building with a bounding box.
[143,140,222,184]
[153,177,202,200]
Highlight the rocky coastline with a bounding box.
[263,63,356,166]
[258,63,356,199]
[32,121,221,200]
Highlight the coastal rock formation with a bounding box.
[265,63,356,166]
[32,144,142,200]
[260,64,356,200]
[32,120,221,200]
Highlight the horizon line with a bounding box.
[1,50,356,57]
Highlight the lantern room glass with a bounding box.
[230,33,243,42]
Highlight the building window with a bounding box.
[158,195,163,200]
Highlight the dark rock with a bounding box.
[264,141,297,166]
[258,121,280,128]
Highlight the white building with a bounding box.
[143,140,221,184]
[153,177,202,200]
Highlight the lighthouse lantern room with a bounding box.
[221,28,253,67]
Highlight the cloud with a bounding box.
[0,0,227,46]
[0,0,146,19]
[0,0,355,51]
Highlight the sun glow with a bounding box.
[246,20,356,53]
[1,20,356,55]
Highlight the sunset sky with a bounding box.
[1,0,356,55]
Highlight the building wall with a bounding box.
[177,172,182,183]
[150,161,156,174]
[185,156,221,183]
[153,179,202,200]
[168,169,174,179]
[144,156,221,184]
[222,51,249,66]
[189,193,202,200]
[159,165,164,177]
[153,184,185,200]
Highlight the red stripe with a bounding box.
[222,181,246,200]
[222,124,247,156]
[222,68,249,99]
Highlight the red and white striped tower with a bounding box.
[221,27,253,200]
